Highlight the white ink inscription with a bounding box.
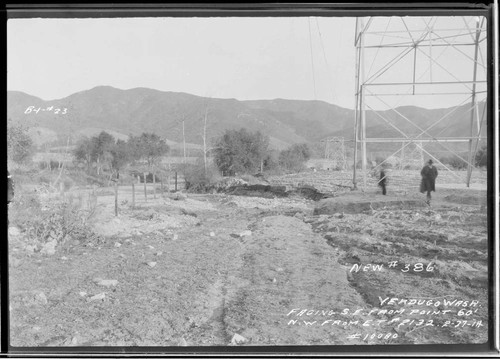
[349,261,435,273]
[25,106,67,115]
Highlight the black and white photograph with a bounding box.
[4,3,497,355]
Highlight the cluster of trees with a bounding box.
[212,128,311,176]
[73,131,169,178]
[213,129,269,176]
[9,116,489,189]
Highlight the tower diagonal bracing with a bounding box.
[352,16,488,191]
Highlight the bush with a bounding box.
[213,128,269,176]
[450,157,468,170]
[50,160,62,171]
[440,155,468,170]
[181,160,222,193]
[475,145,487,167]
[278,143,311,173]
[11,196,102,248]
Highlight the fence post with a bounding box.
[143,172,147,202]
[153,171,157,199]
[88,187,97,212]
[132,181,135,209]
[114,180,118,217]
[175,172,178,192]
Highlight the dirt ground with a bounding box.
[7,174,489,348]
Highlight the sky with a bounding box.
[7,16,487,110]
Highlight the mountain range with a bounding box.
[7,86,487,153]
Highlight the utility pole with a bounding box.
[203,108,208,175]
[182,119,186,164]
[353,17,364,190]
[466,17,482,187]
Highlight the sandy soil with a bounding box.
[7,180,489,348]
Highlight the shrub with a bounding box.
[12,197,102,248]
[441,155,468,170]
[181,160,222,192]
[263,150,280,173]
[450,157,468,170]
[278,143,311,173]
[50,160,62,170]
[213,128,269,176]
[475,145,487,167]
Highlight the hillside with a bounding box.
[7,86,487,152]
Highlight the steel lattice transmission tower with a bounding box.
[321,136,347,170]
[399,138,424,169]
[352,16,488,190]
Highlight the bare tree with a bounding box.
[203,107,208,175]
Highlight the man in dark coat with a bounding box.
[420,159,438,205]
[378,168,387,195]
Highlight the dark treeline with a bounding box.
[73,131,169,178]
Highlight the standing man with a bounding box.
[378,167,387,195]
[420,159,438,205]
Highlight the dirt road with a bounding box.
[8,188,488,347]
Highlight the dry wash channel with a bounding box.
[8,185,488,346]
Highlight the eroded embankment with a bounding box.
[304,192,488,345]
